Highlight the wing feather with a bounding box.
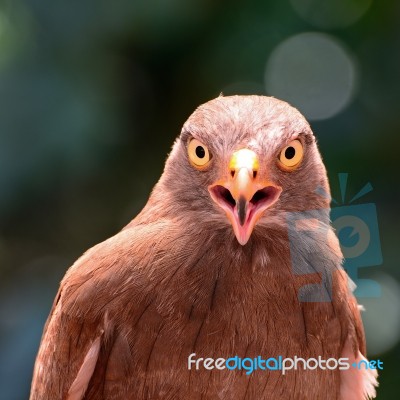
[30,223,169,399]
[67,335,102,400]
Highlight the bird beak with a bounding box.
[209,149,282,245]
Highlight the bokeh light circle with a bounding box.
[265,32,357,121]
[362,273,400,356]
[290,0,373,29]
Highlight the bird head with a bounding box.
[159,95,330,246]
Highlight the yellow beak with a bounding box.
[209,149,282,245]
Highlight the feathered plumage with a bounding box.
[30,96,377,399]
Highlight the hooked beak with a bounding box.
[208,149,282,245]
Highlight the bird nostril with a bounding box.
[230,169,257,179]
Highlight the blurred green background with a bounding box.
[0,0,399,398]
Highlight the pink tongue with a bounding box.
[234,201,254,226]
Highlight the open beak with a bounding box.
[208,149,282,245]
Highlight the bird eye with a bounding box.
[188,138,211,168]
[278,139,303,170]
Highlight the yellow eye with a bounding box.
[188,139,211,168]
[278,139,304,170]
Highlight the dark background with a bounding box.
[0,0,399,398]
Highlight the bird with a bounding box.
[30,95,378,400]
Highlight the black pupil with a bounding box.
[285,146,295,160]
[195,146,206,158]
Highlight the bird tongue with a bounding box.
[237,196,248,226]
[233,201,256,245]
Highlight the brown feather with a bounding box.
[30,96,376,399]
[67,335,102,400]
